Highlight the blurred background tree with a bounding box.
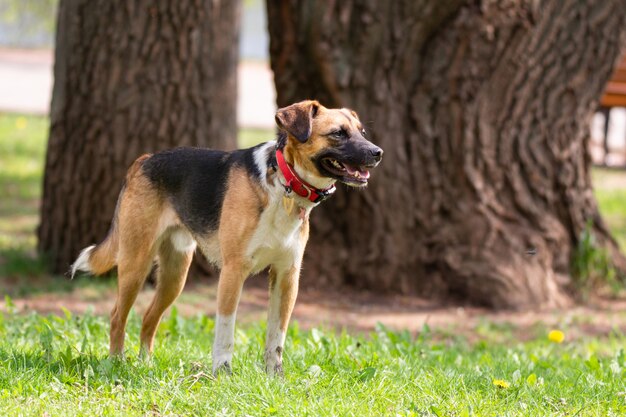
[38,0,241,272]
[267,0,626,308]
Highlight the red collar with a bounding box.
[275,148,336,203]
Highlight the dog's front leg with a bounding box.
[264,265,300,376]
[213,263,247,375]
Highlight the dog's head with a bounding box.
[276,100,383,188]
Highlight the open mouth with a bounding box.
[320,157,371,186]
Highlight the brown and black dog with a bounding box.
[71,100,382,375]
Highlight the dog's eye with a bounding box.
[330,129,347,139]
[361,128,366,136]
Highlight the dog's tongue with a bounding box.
[344,164,370,179]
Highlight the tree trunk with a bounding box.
[267,0,626,308]
[39,0,241,273]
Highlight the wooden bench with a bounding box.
[598,55,626,165]
[601,56,626,107]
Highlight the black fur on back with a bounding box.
[141,142,271,235]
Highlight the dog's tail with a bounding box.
[70,193,122,278]
[70,155,150,278]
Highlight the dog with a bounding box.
[71,100,383,375]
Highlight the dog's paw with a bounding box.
[265,362,284,377]
[264,347,284,377]
[138,346,152,361]
[109,351,126,361]
[212,361,232,376]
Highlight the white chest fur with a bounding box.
[245,185,310,274]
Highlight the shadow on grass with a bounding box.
[0,309,217,392]
[0,247,118,298]
[0,347,214,390]
[0,247,49,278]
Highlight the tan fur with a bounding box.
[278,266,300,331]
[87,155,152,275]
[140,229,193,354]
[277,220,308,331]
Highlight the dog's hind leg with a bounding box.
[109,257,152,356]
[139,228,194,356]
[110,252,154,356]
[109,172,165,357]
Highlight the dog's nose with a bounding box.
[370,147,383,162]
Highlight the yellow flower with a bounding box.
[493,379,510,388]
[548,330,565,344]
[15,117,27,130]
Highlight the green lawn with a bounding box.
[592,170,626,251]
[0,307,624,416]
[0,114,49,280]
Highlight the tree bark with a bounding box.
[39,0,241,273]
[267,0,626,308]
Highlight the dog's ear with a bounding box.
[275,100,320,143]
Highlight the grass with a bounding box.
[592,170,626,252]
[1,307,625,416]
[0,114,48,201]
[239,126,274,149]
[0,114,49,283]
